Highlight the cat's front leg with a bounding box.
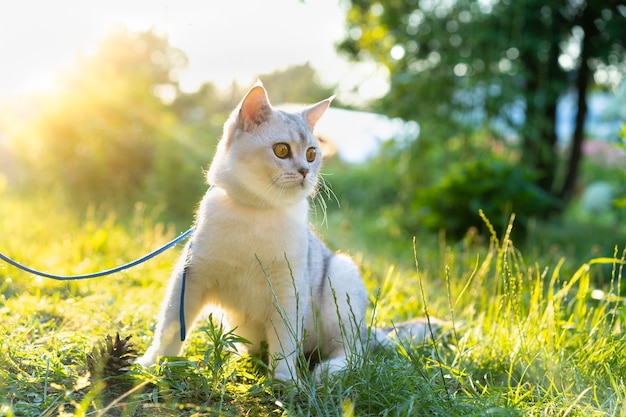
[137,247,206,367]
[313,253,368,382]
[265,289,303,383]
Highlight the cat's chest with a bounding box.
[192,189,308,270]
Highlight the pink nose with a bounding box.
[298,168,309,178]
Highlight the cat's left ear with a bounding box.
[304,96,334,130]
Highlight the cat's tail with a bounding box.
[368,317,454,349]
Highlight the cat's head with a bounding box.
[207,82,332,208]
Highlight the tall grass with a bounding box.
[1,188,625,416]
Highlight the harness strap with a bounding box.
[179,243,193,341]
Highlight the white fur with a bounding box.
[137,83,368,383]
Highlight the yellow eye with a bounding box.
[273,143,290,159]
[306,147,317,162]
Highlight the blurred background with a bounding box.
[0,0,624,270]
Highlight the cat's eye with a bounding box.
[306,147,317,162]
[273,143,290,159]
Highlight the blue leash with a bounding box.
[0,226,195,342]
[0,227,194,280]
[0,187,217,341]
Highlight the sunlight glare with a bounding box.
[0,0,349,99]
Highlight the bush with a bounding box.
[407,156,560,239]
[327,128,561,243]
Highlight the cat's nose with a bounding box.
[298,168,309,178]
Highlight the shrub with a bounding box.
[410,156,560,239]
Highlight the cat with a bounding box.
[136,82,445,383]
[137,82,368,382]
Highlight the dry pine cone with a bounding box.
[87,333,138,379]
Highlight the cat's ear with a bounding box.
[304,96,334,130]
[238,82,272,131]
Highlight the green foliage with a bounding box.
[2,189,626,416]
[9,28,190,206]
[415,157,559,239]
[323,134,625,278]
[614,126,626,213]
[326,127,561,241]
[5,38,336,221]
[341,0,626,200]
[199,315,252,391]
[141,126,214,222]
[256,63,335,104]
[1,20,625,415]
[173,62,336,133]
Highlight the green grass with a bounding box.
[1,188,626,416]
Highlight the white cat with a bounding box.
[137,82,368,382]
[137,82,445,383]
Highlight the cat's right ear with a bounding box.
[238,84,272,132]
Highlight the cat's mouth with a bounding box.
[275,173,311,190]
[280,180,308,190]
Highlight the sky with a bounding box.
[0,0,387,102]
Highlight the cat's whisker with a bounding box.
[318,173,339,207]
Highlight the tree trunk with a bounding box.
[559,64,589,202]
[559,8,596,202]
[521,45,561,201]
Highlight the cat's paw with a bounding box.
[273,371,299,385]
[313,357,349,384]
[135,353,157,368]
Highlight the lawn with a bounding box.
[1,186,625,416]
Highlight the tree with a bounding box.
[340,0,626,204]
[256,63,336,104]
[10,27,192,205]
[173,62,336,127]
